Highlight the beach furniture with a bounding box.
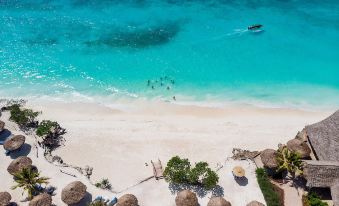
[151,159,163,180]
[0,141,4,145]
[94,196,103,201]
[5,150,10,156]
[3,135,25,152]
[46,186,56,195]
[108,197,118,206]
[232,166,245,178]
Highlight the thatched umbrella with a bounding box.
[260,149,278,169]
[175,190,198,206]
[232,166,245,178]
[207,197,231,206]
[116,194,138,206]
[29,193,52,206]
[0,120,4,133]
[0,191,11,206]
[61,181,87,205]
[7,156,32,175]
[246,200,265,206]
[3,135,25,151]
[287,139,311,158]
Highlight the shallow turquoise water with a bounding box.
[1,0,339,108]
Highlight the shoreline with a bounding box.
[1,99,335,205]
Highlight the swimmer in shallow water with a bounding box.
[173,96,176,101]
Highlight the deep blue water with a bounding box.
[1,0,339,108]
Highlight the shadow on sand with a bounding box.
[169,183,224,198]
[0,129,12,141]
[234,177,249,186]
[9,143,32,159]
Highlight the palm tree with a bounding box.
[11,167,49,199]
[276,146,303,178]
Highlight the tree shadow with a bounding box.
[0,129,12,141]
[9,143,32,159]
[72,192,92,206]
[234,177,248,186]
[168,183,224,198]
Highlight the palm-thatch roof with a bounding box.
[61,181,87,205]
[0,191,11,206]
[303,160,339,188]
[286,139,311,158]
[3,135,25,151]
[260,149,278,169]
[175,190,198,206]
[232,166,245,177]
[0,120,4,133]
[207,197,231,206]
[29,193,52,206]
[7,156,32,175]
[331,182,339,206]
[304,110,339,161]
[246,200,265,206]
[116,194,138,206]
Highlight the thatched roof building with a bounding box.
[304,110,339,161]
[29,193,52,206]
[260,149,278,169]
[7,156,32,175]
[331,182,339,206]
[0,191,11,206]
[207,197,231,206]
[303,161,339,188]
[246,201,265,206]
[286,139,311,158]
[61,181,87,205]
[116,194,138,206]
[175,190,198,206]
[4,135,25,151]
[0,120,4,133]
[301,110,339,206]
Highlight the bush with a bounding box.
[8,104,40,128]
[36,120,65,151]
[36,120,60,137]
[95,178,112,190]
[163,156,219,189]
[164,156,191,184]
[304,192,328,206]
[256,168,283,206]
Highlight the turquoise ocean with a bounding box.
[1,0,339,109]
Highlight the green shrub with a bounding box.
[88,201,107,206]
[95,178,112,190]
[163,156,191,184]
[36,120,59,137]
[163,156,219,189]
[8,104,40,128]
[306,192,328,206]
[256,168,282,206]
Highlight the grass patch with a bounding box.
[256,168,283,206]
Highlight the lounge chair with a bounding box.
[94,196,103,202]
[5,150,10,156]
[108,197,118,206]
[0,141,4,145]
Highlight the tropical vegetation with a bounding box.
[8,104,40,128]
[88,200,108,206]
[11,167,49,199]
[303,192,328,206]
[256,168,283,206]
[95,178,112,190]
[163,156,219,189]
[36,120,66,150]
[276,146,303,178]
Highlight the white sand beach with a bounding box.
[0,100,332,205]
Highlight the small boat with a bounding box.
[248,24,263,31]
